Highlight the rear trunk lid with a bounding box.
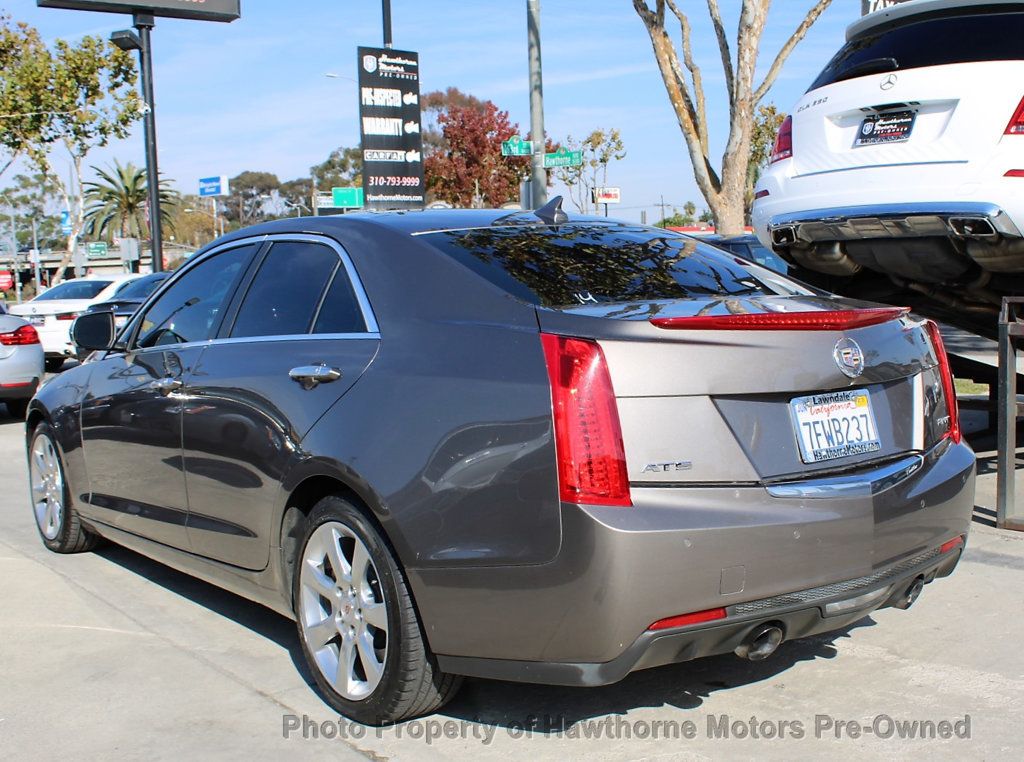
[537,296,941,484]
[793,7,1024,177]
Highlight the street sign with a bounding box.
[37,0,240,22]
[331,187,365,209]
[86,241,109,259]
[542,147,583,169]
[594,187,622,204]
[358,46,425,210]
[60,210,72,235]
[199,175,230,197]
[501,136,534,157]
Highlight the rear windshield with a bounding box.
[114,273,168,300]
[810,10,1024,91]
[419,224,807,308]
[34,280,112,301]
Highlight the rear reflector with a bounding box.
[0,381,34,388]
[0,325,41,346]
[924,321,962,445]
[1005,95,1024,135]
[648,607,727,631]
[1005,169,1024,177]
[754,188,770,200]
[939,536,964,554]
[540,333,631,507]
[650,307,909,331]
[56,312,79,321]
[770,115,793,164]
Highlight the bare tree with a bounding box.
[633,0,832,234]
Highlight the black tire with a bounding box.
[44,357,65,373]
[293,495,462,724]
[5,399,28,420]
[28,422,98,553]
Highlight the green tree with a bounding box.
[83,160,178,242]
[746,103,785,222]
[421,87,488,157]
[555,128,626,214]
[310,146,361,191]
[0,16,53,180]
[0,171,62,249]
[226,170,279,224]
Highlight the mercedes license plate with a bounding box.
[790,389,881,463]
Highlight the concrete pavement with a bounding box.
[1,404,1022,761]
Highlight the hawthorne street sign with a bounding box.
[542,147,583,169]
[501,136,534,156]
[86,241,109,259]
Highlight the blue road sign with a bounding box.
[199,175,229,197]
[60,210,72,235]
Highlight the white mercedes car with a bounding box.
[10,274,143,371]
[752,0,1024,336]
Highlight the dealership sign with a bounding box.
[861,0,912,14]
[37,0,240,21]
[357,46,424,210]
[593,187,621,204]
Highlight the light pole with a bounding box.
[527,0,547,210]
[111,15,163,273]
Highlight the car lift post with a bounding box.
[997,297,1023,530]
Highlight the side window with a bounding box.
[136,245,254,348]
[313,267,367,334]
[230,242,339,338]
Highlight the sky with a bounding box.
[4,0,862,224]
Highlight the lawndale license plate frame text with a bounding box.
[790,389,882,463]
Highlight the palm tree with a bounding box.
[83,160,178,242]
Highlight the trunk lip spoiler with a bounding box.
[649,306,910,331]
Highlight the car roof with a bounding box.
[847,0,1023,41]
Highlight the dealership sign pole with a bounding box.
[357,47,425,210]
[38,1,241,270]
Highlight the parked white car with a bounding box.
[752,0,1024,335]
[10,275,143,371]
[0,313,44,419]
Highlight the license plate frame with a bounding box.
[28,315,45,327]
[853,109,916,147]
[790,389,882,464]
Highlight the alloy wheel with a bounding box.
[298,521,389,701]
[30,433,64,541]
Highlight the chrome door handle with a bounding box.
[289,365,342,390]
[151,377,183,395]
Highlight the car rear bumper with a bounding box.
[411,438,975,685]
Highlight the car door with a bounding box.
[78,243,257,548]
[181,235,380,570]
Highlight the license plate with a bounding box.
[28,316,45,326]
[790,390,881,463]
[854,110,916,147]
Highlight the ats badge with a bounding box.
[357,46,425,210]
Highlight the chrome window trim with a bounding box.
[120,232,380,354]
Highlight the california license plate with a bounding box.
[28,316,45,326]
[854,110,916,147]
[790,390,881,463]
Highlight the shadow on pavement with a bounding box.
[93,542,318,689]
[94,539,873,726]
[438,620,873,731]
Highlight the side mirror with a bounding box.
[72,310,116,352]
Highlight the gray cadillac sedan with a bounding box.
[28,201,974,724]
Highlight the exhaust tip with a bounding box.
[735,622,785,661]
[771,226,798,246]
[893,576,925,610]
[949,216,997,239]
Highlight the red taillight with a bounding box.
[650,307,909,331]
[648,607,727,631]
[770,115,793,163]
[924,320,962,445]
[0,325,40,346]
[754,188,770,200]
[1005,169,1024,177]
[939,536,964,554]
[540,333,631,507]
[1004,95,1024,135]
[56,312,79,321]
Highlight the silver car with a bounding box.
[30,203,975,724]
[1,313,44,419]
